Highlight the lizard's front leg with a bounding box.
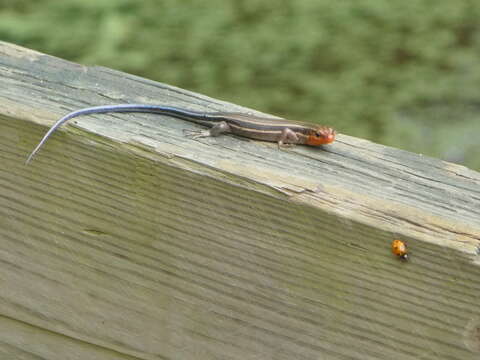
[277,128,299,149]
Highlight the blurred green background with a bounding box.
[1,0,479,170]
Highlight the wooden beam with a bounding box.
[1,41,479,359]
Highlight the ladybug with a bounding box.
[392,240,408,261]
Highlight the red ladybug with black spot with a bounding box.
[392,240,408,261]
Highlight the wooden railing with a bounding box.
[1,41,479,359]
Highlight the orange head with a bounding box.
[306,126,336,146]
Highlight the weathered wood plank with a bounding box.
[1,41,479,359]
[0,316,139,359]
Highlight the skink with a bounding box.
[26,104,336,163]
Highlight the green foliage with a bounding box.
[1,0,479,169]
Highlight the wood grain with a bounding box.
[1,41,479,359]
